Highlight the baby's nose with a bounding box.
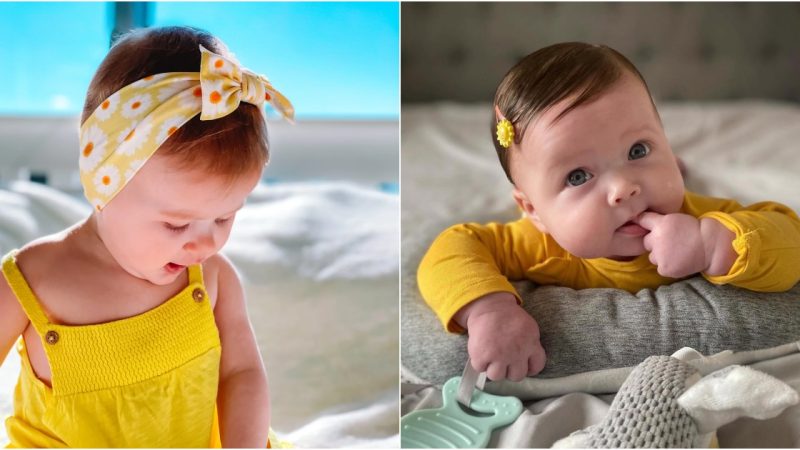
[184,232,217,253]
[608,181,641,206]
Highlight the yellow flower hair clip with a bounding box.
[496,119,514,149]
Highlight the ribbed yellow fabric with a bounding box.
[2,250,223,447]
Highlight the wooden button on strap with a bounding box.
[192,288,205,302]
[45,330,59,345]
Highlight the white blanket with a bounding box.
[0,180,399,447]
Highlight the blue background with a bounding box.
[0,2,399,119]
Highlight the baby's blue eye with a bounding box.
[629,142,650,160]
[566,169,592,186]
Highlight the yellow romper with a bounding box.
[1,249,271,447]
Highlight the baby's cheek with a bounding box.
[554,224,609,258]
[215,228,234,252]
[657,163,686,211]
[657,182,685,214]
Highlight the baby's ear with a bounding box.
[512,188,548,233]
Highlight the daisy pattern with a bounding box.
[130,73,168,89]
[179,87,203,111]
[201,79,229,119]
[157,80,193,102]
[121,93,153,119]
[93,93,119,122]
[210,54,233,76]
[93,164,121,197]
[79,125,108,173]
[124,158,146,183]
[116,124,136,151]
[157,117,185,144]
[117,120,154,157]
[129,120,154,153]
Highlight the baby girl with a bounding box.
[418,42,800,382]
[0,26,292,447]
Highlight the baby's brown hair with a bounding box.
[493,42,656,184]
[82,26,268,182]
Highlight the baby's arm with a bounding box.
[639,198,800,291]
[418,219,550,380]
[212,254,270,447]
[0,273,28,368]
[699,201,800,291]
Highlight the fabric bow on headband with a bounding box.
[79,45,294,210]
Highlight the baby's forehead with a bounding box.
[141,182,249,221]
[129,156,258,212]
[526,79,657,143]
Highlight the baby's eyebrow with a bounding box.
[542,147,585,172]
[621,124,656,141]
[159,203,244,220]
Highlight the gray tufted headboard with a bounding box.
[402,2,800,103]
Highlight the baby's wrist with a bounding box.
[454,292,519,329]
[700,218,737,276]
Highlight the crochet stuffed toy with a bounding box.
[553,354,799,448]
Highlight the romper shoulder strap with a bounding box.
[1,250,51,333]
[187,263,205,286]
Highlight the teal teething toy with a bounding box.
[401,377,523,448]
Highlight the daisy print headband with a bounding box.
[79,44,294,210]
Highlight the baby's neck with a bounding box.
[68,214,125,272]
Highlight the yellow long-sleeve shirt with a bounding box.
[418,191,800,333]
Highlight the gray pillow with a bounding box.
[401,277,800,386]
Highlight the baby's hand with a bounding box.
[638,212,736,278]
[455,292,546,381]
[638,212,706,278]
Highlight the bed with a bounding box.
[0,119,400,447]
[401,2,800,447]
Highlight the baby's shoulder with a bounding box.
[13,228,105,308]
[203,253,239,279]
[200,253,239,310]
[15,232,74,278]
[1,234,70,337]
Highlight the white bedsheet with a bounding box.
[0,180,399,447]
